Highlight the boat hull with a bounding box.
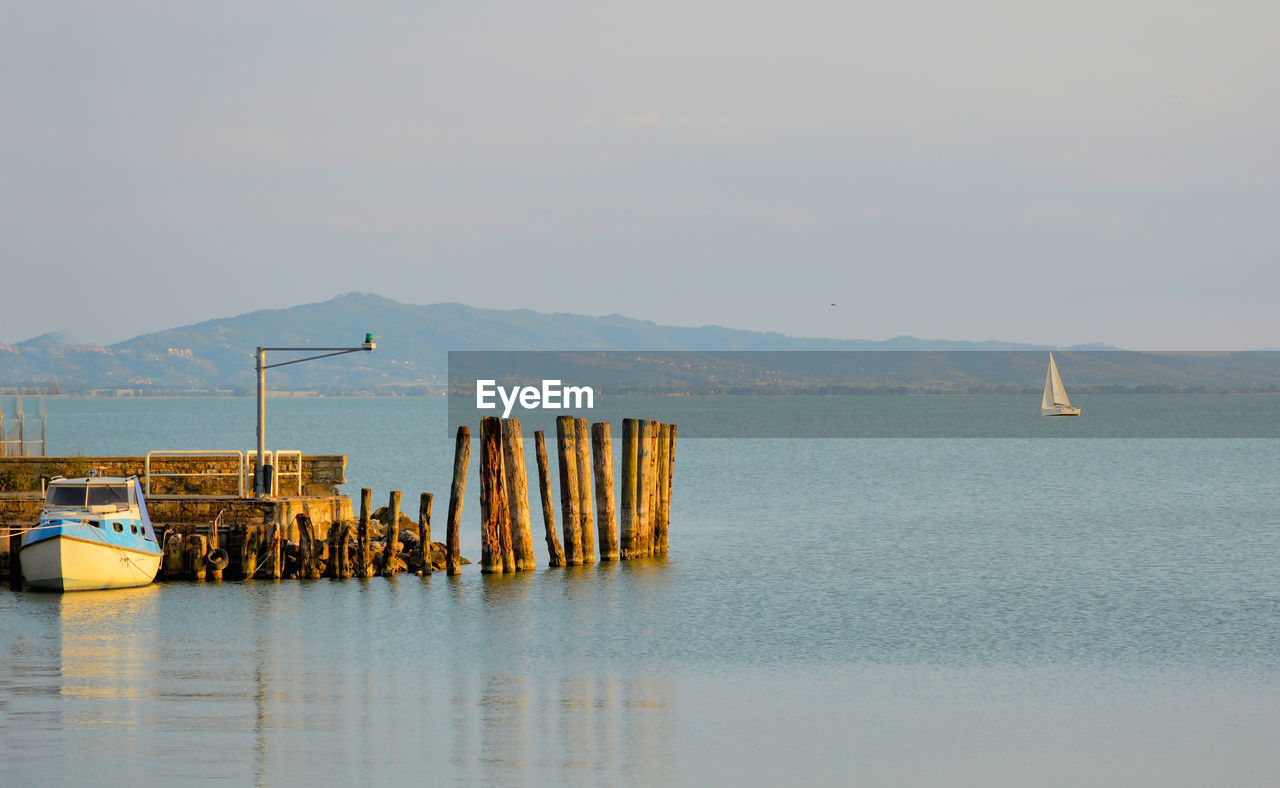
[20,533,161,591]
[1041,406,1082,416]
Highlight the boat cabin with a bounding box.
[44,477,139,513]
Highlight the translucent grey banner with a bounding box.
[447,351,1280,438]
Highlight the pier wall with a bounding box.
[0,454,346,496]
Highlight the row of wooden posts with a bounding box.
[476,415,676,573]
[158,492,447,581]
[140,415,677,582]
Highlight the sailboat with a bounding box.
[1040,353,1081,416]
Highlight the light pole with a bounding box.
[254,334,376,497]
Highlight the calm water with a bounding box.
[2,397,1279,785]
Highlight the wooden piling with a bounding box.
[298,514,323,579]
[619,418,639,560]
[479,417,513,574]
[446,426,470,576]
[648,421,662,555]
[501,419,536,571]
[192,534,209,581]
[575,417,596,564]
[381,490,404,576]
[237,525,260,580]
[535,430,566,567]
[663,424,677,553]
[184,534,208,581]
[591,422,618,561]
[418,493,433,575]
[164,531,184,578]
[655,423,671,555]
[357,487,373,578]
[556,415,583,565]
[635,419,654,557]
[328,521,350,578]
[8,531,22,590]
[265,521,283,580]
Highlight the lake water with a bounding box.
[3,397,1279,784]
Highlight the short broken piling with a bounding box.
[357,488,373,578]
[298,513,323,579]
[380,491,404,576]
[418,493,433,575]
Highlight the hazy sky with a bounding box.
[2,1,1276,349]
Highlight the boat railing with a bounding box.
[145,450,246,498]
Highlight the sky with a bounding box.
[1,0,1277,349]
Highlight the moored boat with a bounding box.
[20,474,162,591]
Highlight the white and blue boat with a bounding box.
[20,474,162,591]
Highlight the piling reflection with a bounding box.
[467,670,673,783]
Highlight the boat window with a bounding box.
[47,485,87,507]
[131,524,138,534]
[113,522,124,533]
[89,521,100,528]
[88,484,131,507]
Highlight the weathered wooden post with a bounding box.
[237,525,260,579]
[501,419,536,571]
[8,530,22,590]
[646,421,661,556]
[535,430,566,567]
[591,422,618,561]
[619,418,639,560]
[184,534,208,581]
[328,521,350,578]
[664,424,677,553]
[164,531,184,578]
[265,521,283,579]
[357,487,373,578]
[635,419,654,557]
[380,490,403,576]
[479,417,513,573]
[574,416,596,564]
[556,415,583,565]
[418,493,433,575]
[446,426,471,576]
[655,423,672,555]
[298,513,323,579]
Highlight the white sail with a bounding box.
[1041,362,1054,410]
[1048,353,1072,407]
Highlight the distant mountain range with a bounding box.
[0,293,1274,395]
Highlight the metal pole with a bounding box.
[256,347,266,497]
[251,336,373,498]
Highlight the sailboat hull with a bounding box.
[1041,406,1081,416]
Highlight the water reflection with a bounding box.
[8,576,679,783]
